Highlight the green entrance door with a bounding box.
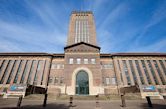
[76,71,89,95]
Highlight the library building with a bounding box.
[0,11,166,99]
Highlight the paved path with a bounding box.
[0,98,165,109]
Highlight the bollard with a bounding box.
[69,96,73,107]
[146,96,152,107]
[96,95,100,107]
[121,94,126,107]
[43,93,48,107]
[17,95,23,108]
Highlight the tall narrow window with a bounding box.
[20,61,29,84]
[159,60,166,75]
[7,60,18,84]
[41,60,46,85]
[27,60,36,84]
[14,60,24,83]
[1,60,13,84]
[122,60,131,85]
[141,60,151,84]
[0,60,8,75]
[135,60,145,85]
[147,60,159,85]
[129,60,137,83]
[153,60,165,85]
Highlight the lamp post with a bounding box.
[43,56,53,107]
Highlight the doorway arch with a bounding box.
[76,70,89,95]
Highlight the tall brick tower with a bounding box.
[64,11,102,95]
[67,11,97,46]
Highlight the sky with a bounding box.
[0,0,166,53]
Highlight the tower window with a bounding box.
[91,59,96,64]
[84,59,88,64]
[77,58,81,64]
[69,58,74,64]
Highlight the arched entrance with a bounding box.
[76,70,89,95]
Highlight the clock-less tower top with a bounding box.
[67,11,97,46]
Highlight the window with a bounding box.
[122,60,131,85]
[105,77,110,85]
[159,60,166,75]
[91,59,96,64]
[60,77,64,84]
[111,77,116,85]
[102,63,113,69]
[147,60,159,85]
[54,77,58,84]
[14,60,24,83]
[7,60,19,84]
[84,59,88,64]
[20,60,29,84]
[69,58,74,64]
[77,58,81,64]
[153,60,165,85]
[1,60,13,84]
[141,60,151,84]
[49,77,53,84]
[135,60,145,85]
[51,63,64,69]
[129,60,137,83]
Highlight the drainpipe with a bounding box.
[43,55,53,107]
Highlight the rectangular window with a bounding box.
[7,60,18,84]
[135,60,145,85]
[14,60,24,83]
[54,77,58,84]
[91,58,96,64]
[129,60,137,83]
[105,77,110,85]
[122,60,131,85]
[1,60,13,84]
[147,60,159,85]
[159,60,166,75]
[20,60,29,84]
[153,60,165,85]
[34,61,40,85]
[41,60,46,85]
[49,77,53,84]
[69,58,74,64]
[77,58,81,64]
[60,77,64,84]
[111,77,116,85]
[27,60,36,84]
[84,59,88,64]
[141,60,151,84]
